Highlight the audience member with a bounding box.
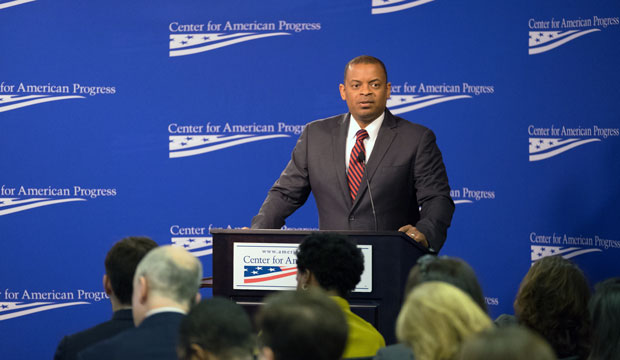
[177,297,254,360]
[54,236,158,360]
[256,289,348,360]
[375,255,487,360]
[514,256,591,360]
[404,255,487,312]
[78,245,202,360]
[396,281,492,360]
[458,326,556,360]
[588,277,620,360]
[296,232,385,358]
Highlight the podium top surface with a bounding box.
[210,228,408,237]
[209,228,430,254]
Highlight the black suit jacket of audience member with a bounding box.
[77,312,184,360]
[54,309,134,360]
[373,343,415,360]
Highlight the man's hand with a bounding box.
[398,224,429,248]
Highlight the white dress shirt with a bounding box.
[345,112,385,169]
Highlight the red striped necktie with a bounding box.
[348,129,369,202]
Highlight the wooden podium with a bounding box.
[210,228,430,344]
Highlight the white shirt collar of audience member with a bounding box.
[145,306,187,318]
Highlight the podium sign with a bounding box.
[211,229,429,344]
[232,242,372,292]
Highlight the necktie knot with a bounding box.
[356,129,369,142]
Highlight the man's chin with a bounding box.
[352,109,382,123]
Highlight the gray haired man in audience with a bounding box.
[78,245,202,360]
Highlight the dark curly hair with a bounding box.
[514,255,591,359]
[296,233,364,298]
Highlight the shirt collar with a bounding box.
[348,111,385,141]
[145,306,186,318]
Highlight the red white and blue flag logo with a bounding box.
[243,266,297,284]
[387,94,471,115]
[0,94,84,113]
[0,197,86,216]
[529,137,601,162]
[371,0,434,15]
[169,134,289,158]
[528,30,600,55]
[531,245,601,264]
[170,32,290,57]
[0,301,88,321]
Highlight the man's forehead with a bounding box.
[345,63,386,82]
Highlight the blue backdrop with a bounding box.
[1,0,619,358]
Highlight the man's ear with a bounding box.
[297,269,310,289]
[103,274,113,296]
[307,271,320,287]
[339,83,346,101]
[137,276,149,305]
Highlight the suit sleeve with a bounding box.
[251,126,312,229]
[413,128,455,251]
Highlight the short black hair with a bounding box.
[296,232,364,297]
[589,277,620,360]
[405,255,487,312]
[104,236,158,304]
[178,297,254,360]
[344,55,388,83]
[257,290,348,360]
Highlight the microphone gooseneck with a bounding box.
[357,152,378,232]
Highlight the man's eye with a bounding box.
[351,84,360,89]
[371,83,381,88]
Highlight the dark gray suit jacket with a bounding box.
[77,312,184,360]
[54,309,134,360]
[374,344,414,360]
[252,110,454,250]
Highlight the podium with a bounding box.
[210,228,430,344]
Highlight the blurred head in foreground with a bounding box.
[177,297,254,360]
[256,289,348,360]
[396,281,492,360]
[588,277,620,360]
[405,254,487,312]
[514,255,590,359]
[458,326,556,360]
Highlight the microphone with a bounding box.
[357,152,378,232]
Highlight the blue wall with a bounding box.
[1,0,619,358]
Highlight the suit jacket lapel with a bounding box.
[333,114,350,207]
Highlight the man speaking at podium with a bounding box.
[252,55,454,251]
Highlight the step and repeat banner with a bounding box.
[1,0,619,357]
